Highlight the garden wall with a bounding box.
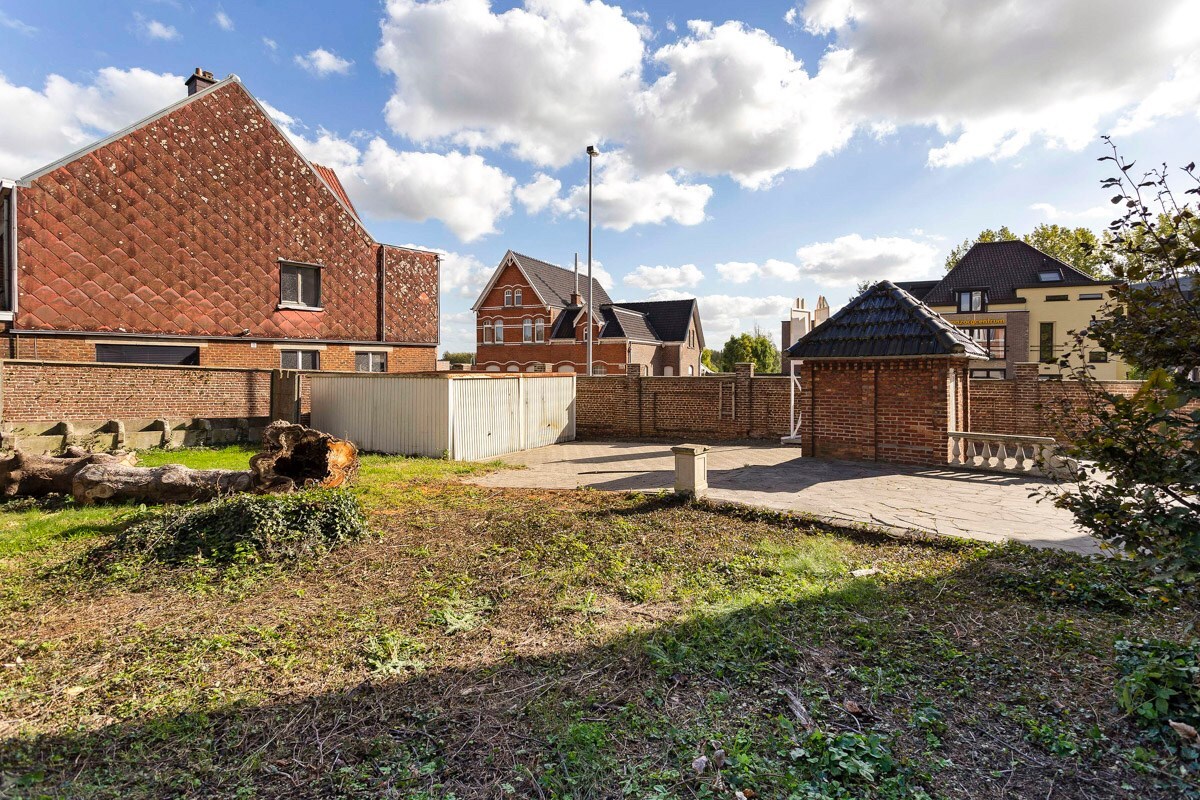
[0,360,309,453]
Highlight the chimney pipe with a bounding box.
[572,252,581,305]
[184,68,217,96]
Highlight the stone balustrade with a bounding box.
[947,431,1069,477]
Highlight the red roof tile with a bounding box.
[311,163,361,222]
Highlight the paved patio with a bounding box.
[469,440,1099,554]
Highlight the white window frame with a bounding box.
[523,318,533,342]
[495,320,504,343]
[535,318,545,342]
[504,289,513,306]
[355,351,388,372]
[514,288,523,306]
[278,260,322,310]
[483,321,494,343]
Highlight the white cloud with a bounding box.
[623,263,703,290]
[716,259,802,284]
[275,116,515,242]
[793,234,940,287]
[263,37,279,51]
[439,309,477,353]
[401,244,492,299]
[802,0,1200,167]
[1,12,36,35]
[0,67,183,178]
[376,0,644,167]
[294,48,353,77]
[559,152,712,231]
[135,14,179,41]
[370,0,1200,189]
[214,10,234,31]
[514,173,562,215]
[1029,202,1118,224]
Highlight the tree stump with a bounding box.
[0,423,358,505]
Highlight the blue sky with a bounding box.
[2,1,1198,352]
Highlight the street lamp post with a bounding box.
[586,144,599,375]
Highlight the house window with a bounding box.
[523,319,533,342]
[963,327,1006,359]
[95,343,200,365]
[970,368,1006,380]
[280,349,319,370]
[1038,269,1064,282]
[1088,350,1109,364]
[514,289,523,306]
[483,322,493,343]
[355,352,387,372]
[592,363,607,375]
[1039,322,1055,363]
[687,366,695,376]
[535,318,545,342]
[1079,293,1104,300]
[494,320,504,343]
[1045,294,1069,302]
[504,289,513,306]
[957,290,986,312]
[279,262,321,309]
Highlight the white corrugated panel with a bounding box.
[449,377,522,460]
[310,375,450,456]
[521,375,576,449]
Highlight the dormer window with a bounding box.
[504,289,512,306]
[514,288,523,306]
[957,290,986,313]
[1038,268,1064,282]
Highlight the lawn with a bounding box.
[0,446,1196,799]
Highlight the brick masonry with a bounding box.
[9,79,439,366]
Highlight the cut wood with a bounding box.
[2,422,358,505]
[0,448,138,498]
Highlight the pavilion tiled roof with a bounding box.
[787,281,990,359]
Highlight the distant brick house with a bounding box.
[472,251,704,375]
[0,68,439,372]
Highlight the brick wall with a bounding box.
[1,335,435,373]
[578,359,969,467]
[0,360,273,423]
[969,363,1145,438]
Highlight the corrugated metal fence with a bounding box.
[310,373,575,460]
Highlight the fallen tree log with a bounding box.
[0,422,358,505]
[0,447,138,498]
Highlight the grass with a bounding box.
[0,445,1197,798]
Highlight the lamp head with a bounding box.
[586,145,599,157]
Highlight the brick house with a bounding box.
[0,68,439,372]
[472,251,704,375]
[787,281,988,466]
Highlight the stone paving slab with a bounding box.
[469,440,1099,554]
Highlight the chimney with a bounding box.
[185,68,217,96]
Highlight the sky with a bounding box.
[2,1,1198,353]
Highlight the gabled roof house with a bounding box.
[472,251,705,376]
[0,67,439,373]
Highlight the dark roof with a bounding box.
[894,280,939,302]
[613,299,699,343]
[923,241,1103,306]
[511,252,612,307]
[547,299,701,344]
[787,281,990,359]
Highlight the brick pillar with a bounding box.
[626,362,645,436]
[1012,363,1040,436]
[733,362,754,435]
[270,369,301,423]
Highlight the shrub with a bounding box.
[1115,639,1200,733]
[111,488,368,567]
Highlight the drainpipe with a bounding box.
[377,245,386,342]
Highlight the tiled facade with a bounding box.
[2,75,439,371]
